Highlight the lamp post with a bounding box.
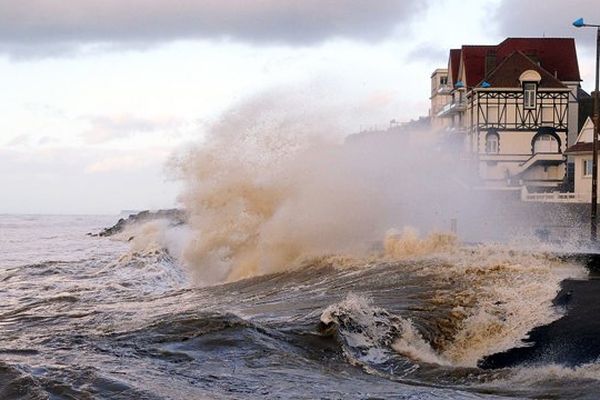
[573,18,600,243]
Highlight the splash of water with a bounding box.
[384,227,457,259]
[320,243,586,370]
[321,293,449,368]
[168,89,491,285]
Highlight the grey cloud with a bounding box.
[0,0,425,58]
[406,42,449,64]
[0,41,80,60]
[495,0,600,48]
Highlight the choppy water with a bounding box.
[1,215,599,399]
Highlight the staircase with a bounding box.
[512,152,564,176]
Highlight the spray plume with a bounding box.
[169,88,488,285]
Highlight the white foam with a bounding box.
[322,294,449,367]
[320,239,587,371]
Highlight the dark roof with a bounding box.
[565,142,593,153]
[448,49,461,85]
[484,50,567,89]
[496,38,581,82]
[460,45,495,87]
[448,38,581,89]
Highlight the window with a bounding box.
[485,132,499,153]
[440,76,448,85]
[533,134,558,153]
[584,159,594,177]
[524,83,536,109]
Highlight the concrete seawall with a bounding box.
[456,190,592,244]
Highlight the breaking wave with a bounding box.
[84,89,600,397]
[320,294,447,371]
[5,213,600,399]
[318,243,586,373]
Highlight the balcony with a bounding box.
[436,84,452,95]
[436,99,467,118]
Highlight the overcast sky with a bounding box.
[1,0,599,214]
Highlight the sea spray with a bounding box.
[384,227,457,258]
[168,89,495,285]
[138,87,590,370]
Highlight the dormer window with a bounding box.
[524,82,537,109]
[518,70,541,110]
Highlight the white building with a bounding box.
[565,117,597,200]
[429,68,451,131]
[432,38,583,192]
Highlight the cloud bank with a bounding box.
[0,0,423,57]
[495,0,600,47]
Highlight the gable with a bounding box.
[576,117,595,143]
[482,51,567,89]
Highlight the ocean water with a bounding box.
[1,214,599,399]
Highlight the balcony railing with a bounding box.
[521,189,588,203]
[436,99,467,118]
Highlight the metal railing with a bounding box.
[436,99,467,117]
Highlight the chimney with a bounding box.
[485,50,497,78]
[525,51,540,65]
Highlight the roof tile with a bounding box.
[565,142,594,153]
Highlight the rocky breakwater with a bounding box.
[92,209,186,237]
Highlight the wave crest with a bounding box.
[320,294,447,369]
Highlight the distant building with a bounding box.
[432,38,584,192]
[565,117,597,200]
[346,117,431,144]
[429,68,451,131]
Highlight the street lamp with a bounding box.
[573,18,600,243]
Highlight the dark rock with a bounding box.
[93,209,186,237]
[479,276,600,369]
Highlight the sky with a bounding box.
[1,0,599,215]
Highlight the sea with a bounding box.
[1,214,600,399]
